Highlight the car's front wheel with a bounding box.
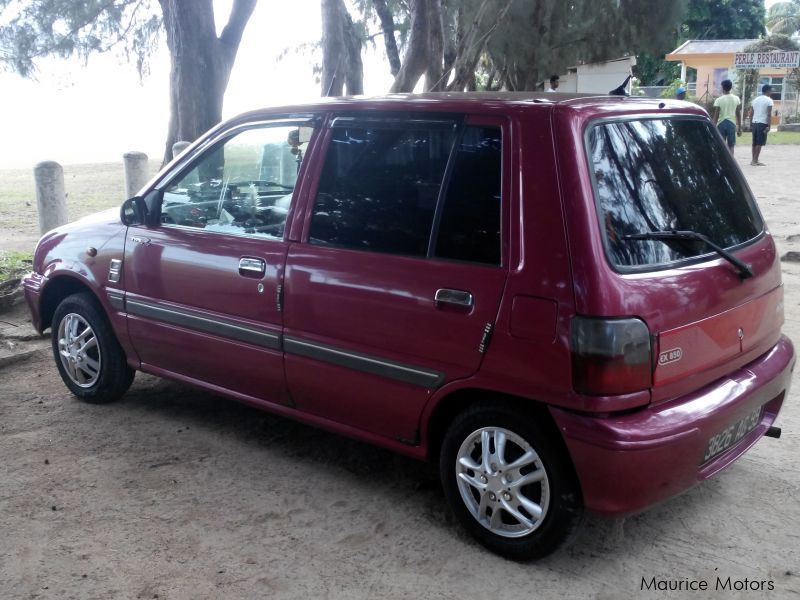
[51,292,134,403]
[439,403,583,560]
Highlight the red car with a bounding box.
[24,93,794,560]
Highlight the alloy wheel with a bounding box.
[455,426,550,538]
[57,312,102,388]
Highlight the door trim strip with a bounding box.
[284,336,445,389]
[127,299,282,351]
[106,289,125,311]
[124,299,445,388]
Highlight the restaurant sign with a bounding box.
[733,51,800,69]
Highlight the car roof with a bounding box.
[230,92,706,122]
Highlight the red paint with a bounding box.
[23,93,794,517]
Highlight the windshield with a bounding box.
[587,117,763,270]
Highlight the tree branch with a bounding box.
[372,0,401,76]
[12,0,138,64]
[218,0,257,57]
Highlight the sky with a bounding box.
[0,0,786,167]
[0,1,394,167]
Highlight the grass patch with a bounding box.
[0,250,33,282]
[0,161,161,239]
[739,130,800,146]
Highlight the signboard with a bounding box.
[734,51,800,69]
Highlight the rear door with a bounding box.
[123,119,318,404]
[283,114,510,441]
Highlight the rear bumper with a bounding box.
[551,335,794,515]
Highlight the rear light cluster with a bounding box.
[571,316,652,395]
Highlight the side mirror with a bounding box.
[120,196,147,226]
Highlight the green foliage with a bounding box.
[661,78,688,98]
[0,251,33,283]
[767,1,800,35]
[681,0,765,39]
[634,0,765,86]
[634,51,681,85]
[352,0,411,50]
[0,0,162,78]
[482,0,687,90]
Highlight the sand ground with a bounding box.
[1,146,799,599]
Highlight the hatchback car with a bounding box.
[24,93,794,560]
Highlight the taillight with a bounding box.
[571,316,652,395]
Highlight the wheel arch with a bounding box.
[423,388,563,463]
[39,274,101,332]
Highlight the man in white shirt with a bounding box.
[546,75,559,92]
[749,84,774,166]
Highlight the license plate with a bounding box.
[702,406,762,463]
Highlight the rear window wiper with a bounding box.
[623,230,753,279]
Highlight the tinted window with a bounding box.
[309,124,456,256]
[588,118,762,269]
[162,125,314,239]
[435,126,502,265]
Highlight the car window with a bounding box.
[161,125,313,239]
[587,118,763,270]
[309,123,456,256]
[435,125,502,265]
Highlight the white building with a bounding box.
[555,56,636,94]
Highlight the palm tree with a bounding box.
[767,1,800,35]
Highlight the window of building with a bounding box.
[759,76,783,101]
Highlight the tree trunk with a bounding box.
[159,0,256,165]
[446,0,514,91]
[321,0,346,96]
[424,0,445,91]
[343,10,364,95]
[390,0,431,93]
[372,0,401,76]
[321,0,364,96]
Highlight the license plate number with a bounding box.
[702,406,762,463]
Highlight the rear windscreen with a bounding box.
[587,117,763,269]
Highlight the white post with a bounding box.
[680,62,687,85]
[123,151,149,199]
[780,74,788,125]
[33,161,68,235]
[172,141,190,158]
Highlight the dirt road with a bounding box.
[1,147,799,599]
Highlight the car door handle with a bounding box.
[239,257,266,277]
[435,288,474,308]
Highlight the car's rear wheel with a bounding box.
[51,292,134,403]
[439,403,582,560]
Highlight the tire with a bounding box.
[439,402,583,560]
[51,292,134,403]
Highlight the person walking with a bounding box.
[676,86,687,100]
[711,79,741,155]
[749,84,774,166]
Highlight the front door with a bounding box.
[123,120,317,404]
[283,114,510,441]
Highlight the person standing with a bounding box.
[546,75,559,92]
[711,79,742,155]
[749,84,774,166]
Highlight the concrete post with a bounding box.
[33,161,68,234]
[172,141,191,158]
[123,151,149,199]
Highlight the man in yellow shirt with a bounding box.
[712,79,742,155]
